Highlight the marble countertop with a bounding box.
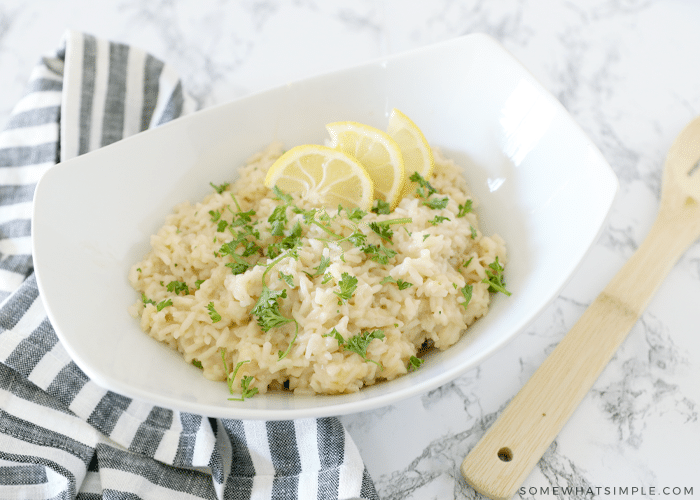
[2,1,698,498]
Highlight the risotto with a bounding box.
[128,142,507,396]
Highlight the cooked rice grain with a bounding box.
[128,143,507,395]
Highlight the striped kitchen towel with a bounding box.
[0,30,378,500]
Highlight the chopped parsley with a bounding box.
[334,272,358,302]
[371,199,391,215]
[220,350,258,401]
[483,256,511,296]
[361,243,397,265]
[457,200,472,217]
[216,219,229,232]
[207,302,222,323]
[380,276,413,290]
[346,230,367,248]
[210,181,230,194]
[410,172,437,198]
[236,376,258,401]
[192,359,203,369]
[251,286,293,331]
[324,327,345,344]
[368,221,394,242]
[268,188,291,236]
[141,294,172,311]
[218,235,260,275]
[344,329,385,368]
[252,251,300,360]
[156,299,172,311]
[225,260,249,275]
[313,255,331,276]
[460,284,473,308]
[408,355,424,372]
[429,215,450,225]
[343,206,368,221]
[424,196,449,210]
[279,271,295,288]
[267,221,302,259]
[409,172,449,210]
[209,209,222,222]
[325,328,385,367]
[166,280,189,295]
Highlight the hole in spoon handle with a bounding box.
[462,437,538,500]
[497,447,513,462]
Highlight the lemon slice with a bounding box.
[387,108,434,194]
[326,121,405,210]
[264,144,374,211]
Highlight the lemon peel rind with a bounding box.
[387,108,434,197]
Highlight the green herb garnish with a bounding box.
[483,257,511,296]
[156,299,172,311]
[313,255,331,276]
[251,251,301,360]
[207,302,222,323]
[325,328,385,368]
[166,280,189,295]
[334,272,358,302]
[344,329,385,368]
[361,243,397,265]
[220,351,258,401]
[210,181,230,194]
[461,284,473,308]
[251,286,292,331]
[371,199,391,215]
[279,271,295,288]
[409,172,437,198]
[429,215,450,225]
[343,206,368,221]
[424,196,449,210]
[380,276,413,290]
[368,221,394,242]
[324,327,345,344]
[408,355,424,372]
[457,200,472,217]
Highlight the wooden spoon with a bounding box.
[461,116,700,500]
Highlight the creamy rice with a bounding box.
[128,142,507,396]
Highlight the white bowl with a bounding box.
[32,34,617,420]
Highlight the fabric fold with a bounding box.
[0,29,377,500]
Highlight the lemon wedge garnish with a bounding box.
[326,121,406,210]
[264,144,375,211]
[387,108,434,195]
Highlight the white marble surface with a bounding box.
[2,1,699,498]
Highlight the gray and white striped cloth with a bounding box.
[0,30,378,500]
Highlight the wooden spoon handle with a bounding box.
[461,211,696,500]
